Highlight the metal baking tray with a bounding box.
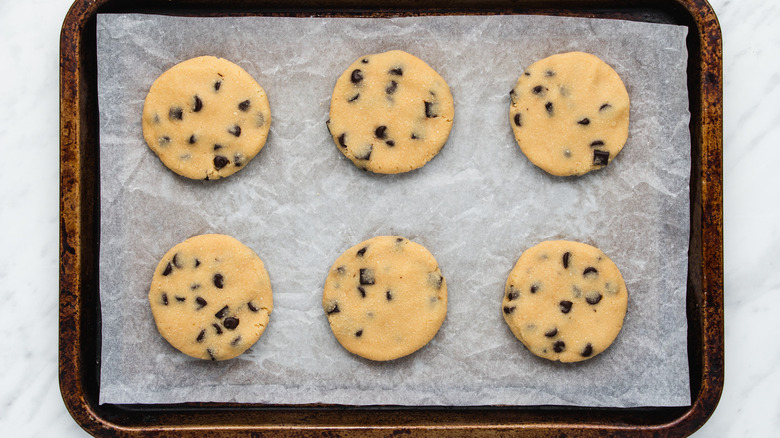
[59,0,723,435]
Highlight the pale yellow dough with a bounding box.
[509,52,630,176]
[503,240,628,363]
[149,234,273,361]
[323,236,447,361]
[142,56,271,180]
[327,50,454,174]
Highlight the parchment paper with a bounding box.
[97,13,691,407]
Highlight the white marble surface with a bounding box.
[0,0,775,435]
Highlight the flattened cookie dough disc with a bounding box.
[327,50,454,174]
[142,56,271,180]
[149,234,273,360]
[503,240,627,362]
[509,52,630,176]
[323,236,448,361]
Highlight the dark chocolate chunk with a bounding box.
[248,302,259,312]
[386,140,395,147]
[214,155,229,170]
[578,118,590,125]
[582,343,594,357]
[389,67,403,76]
[375,126,387,139]
[162,262,173,276]
[503,306,516,314]
[213,273,224,289]
[213,323,223,335]
[175,296,186,302]
[326,302,340,315]
[196,297,207,309]
[351,69,363,84]
[347,93,360,102]
[553,340,566,353]
[358,286,366,298]
[506,286,519,301]
[228,125,241,137]
[583,267,598,277]
[545,101,554,115]
[215,306,229,319]
[599,103,611,111]
[214,80,222,91]
[359,268,375,285]
[386,290,393,301]
[207,348,216,360]
[223,317,239,330]
[533,85,544,94]
[530,283,539,294]
[169,107,183,121]
[593,150,610,166]
[196,329,206,343]
[355,145,372,160]
[231,336,242,346]
[562,252,571,269]
[559,300,573,314]
[586,293,603,305]
[590,140,605,147]
[161,293,169,305]
[193,95,203,112]
[385,80,398,95]
[238,99,251,112]
[188,134,197,144]
[355,329,363,337]
[545,328,558,338]
[514,113,522,127]
[338,133,347,148]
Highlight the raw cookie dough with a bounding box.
[323,236,447,361]
[503,240,627,362]
[509,52,630,176]
[149,234,273,361]
[142,56,271,180]
[327,50,454,174]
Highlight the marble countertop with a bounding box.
[0,0,774,435]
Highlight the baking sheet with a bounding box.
[96,13,691,407]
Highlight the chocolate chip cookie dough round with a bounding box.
[327,50,454,174]
[142,56,271,180]
[502,240,628,362]
[149,234,273,361]
[509,52,630,176]
[323,236,447,361]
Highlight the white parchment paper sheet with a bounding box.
[97,13,691,407]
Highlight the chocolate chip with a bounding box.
[355,145,372,161]
[375,126,387,139]
[188,134,197,144]
[524,71,531,76]
[161,293,169,305]
[169,107,183,121]
[214,80,222,91]
[559,300,573,313]
[338,133,347,148]
[195,259,201,268]
[583,267,598,277]
[207,348,216,360]
[385,80,398,94]
[599,103,611,111]
[593,150,610,166]
[425,101,437,118]
[162,262,173,276]
[396,237,404,242]
[326,302,340,315]
[215,306,229,319]
[545,70,555,77]
[506,286,519,301]
[248,302,259,312]
[590,140,605,147]
[158,136,171,146]
[213,144,223,151]
[411,133,419,140]
[196,297,207,309]
[175,296,186,302]
[172,254,181,269]
[361,58,369,64]
[562,252,571,269]
[503,306,516,314]
[586,293,603,305]
[213,323,223,335]
[336,265,346,275]
[359,268,375,285]
[213,273,224,289]
[193,95,203,112]
[582,343,593,357]
[356,247,367,257]
[358,286,366,298]
[355,329,363,337]
[545,328,558,338]
[238,100,251,112]
[578,118,590,125]
[214,155,229,170]
[530,283,540,294]
[386,140,395,147]
[545,102,554,115]
[429,272,444,289]
[533,85,544,94]
[231,336,242,346]
[386,290,393,301]
[553,340,566,353]
[196,329,206,343]
[347,93,360,102]
[223,317,239,330]
[389,67,403,76]
[234,153,243,167]
[514,113,522,127]
[228,125,241,137]
[351,69,363,84]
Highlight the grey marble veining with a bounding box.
[0,0,776,435]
